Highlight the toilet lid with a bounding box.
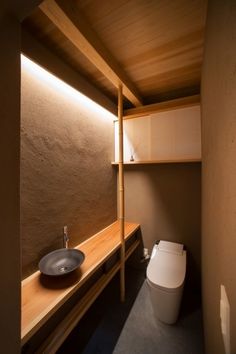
[147,245,186,290]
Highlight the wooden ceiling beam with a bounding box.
[123,94,200,120]
[39,0,143,107]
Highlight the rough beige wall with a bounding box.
[124,163,201,287]
[0,14,21,354]
[21,58,117,279]
[201,0,236,353]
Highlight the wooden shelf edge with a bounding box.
[21,221,140,345]
[34,239,140,354]
[21,221,119,286]
[22,221,138,287]
[111,158,202,165]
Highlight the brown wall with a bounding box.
[21,56,117,279]
[201,0,236,353]
[124,163,201,287]
[0,13,21,354]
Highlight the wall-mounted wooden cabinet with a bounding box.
[113,105,201,164]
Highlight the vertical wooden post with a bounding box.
[118,84,125,302]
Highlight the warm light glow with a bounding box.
[21,54,115,120]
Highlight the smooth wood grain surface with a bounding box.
[39,0,142,107]
[123,95,200,120]
[21,221,139,345]
[23,0,207,106]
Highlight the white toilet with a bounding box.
[146,240,186,324]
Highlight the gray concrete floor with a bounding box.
[113,281,204,354]
[58,266,204,354]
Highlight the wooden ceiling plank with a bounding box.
[39,0,143,107]
[123,94,200,120]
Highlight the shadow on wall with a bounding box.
[124,163,201,289]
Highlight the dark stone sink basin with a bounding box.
[38,248,85,276]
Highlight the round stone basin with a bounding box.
[38,248,85,276]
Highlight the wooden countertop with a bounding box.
[21,221,140,345]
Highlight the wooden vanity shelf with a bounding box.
[21,221,140,353]
[111,158,201,165]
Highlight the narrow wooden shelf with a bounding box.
[21,221,140,346]
[111,158,201,165]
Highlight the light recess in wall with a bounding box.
[21,54,115,121]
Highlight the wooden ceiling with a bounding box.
[23,0,207,109]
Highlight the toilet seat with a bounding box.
[147,243,186,291]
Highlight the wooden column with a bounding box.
[118,84,125,302]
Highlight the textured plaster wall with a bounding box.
[124,163,201,287]
[21,58,117,279]
[201,0,236,353]
[0,14,21,354]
